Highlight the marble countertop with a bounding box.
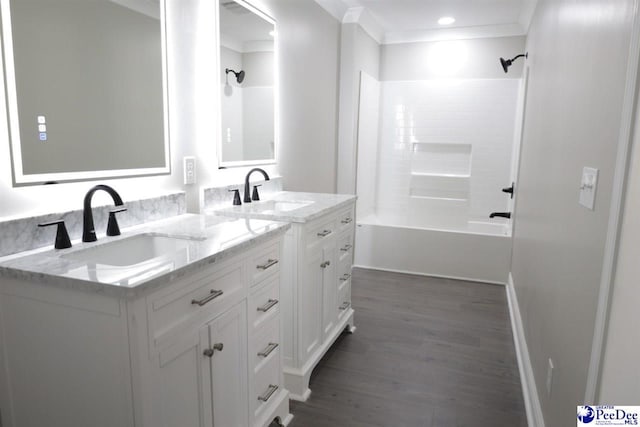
[0,214,290,298]
[211,191,356,223]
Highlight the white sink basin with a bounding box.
[256,200,313,213]
[63,234,195,267]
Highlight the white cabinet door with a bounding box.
[152,329,213,427]
[299,248,323,363]
[208,302,249,427]
[321,242,337,342]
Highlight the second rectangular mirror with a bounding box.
[218,0,276,167]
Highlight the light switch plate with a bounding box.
[579,167,598,210]
[183,156,196,185]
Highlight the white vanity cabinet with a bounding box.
[281,202,356,400]
[0,234,290,427]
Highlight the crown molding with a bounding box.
[343,7,384,44]
[313,0,349,22]
[384,23,526,45]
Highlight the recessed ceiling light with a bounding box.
[438,16,456,26]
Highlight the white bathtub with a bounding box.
[354,212,512,284]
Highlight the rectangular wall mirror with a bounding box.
[218,0,276,168]
[1,0,170,186]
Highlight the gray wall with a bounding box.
[380,36,525,81]
[336,23,380,194]
[261,0,341,193]
[598,80,640,401]
[510,0,636,425]
[242,51,274,88]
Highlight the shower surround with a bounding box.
[355,73,522,283]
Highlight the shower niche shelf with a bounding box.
[410,142,472,201]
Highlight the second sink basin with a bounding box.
[63,234,196,267]
[255,200,313,213]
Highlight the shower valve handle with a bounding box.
[502,183,515,199]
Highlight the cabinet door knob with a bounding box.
[203,343,224,358]
[320,261,331,268]
[317,229,332,237]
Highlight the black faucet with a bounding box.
[243,168,270,203]
[82,185,125,242]
[489,212,511,219]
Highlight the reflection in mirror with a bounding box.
[218,0,275,167]
[1,0,169,185]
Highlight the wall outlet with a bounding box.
[183,156,196,185]
[546,358,554,396]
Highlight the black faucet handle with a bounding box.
[38,220,72,250]
[228,189,242,206]
[252,184,263,201]
[107,207,127,237]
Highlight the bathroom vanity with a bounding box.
[0,215,292,427]
[213,191,356,401]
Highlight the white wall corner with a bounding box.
[343,7,384,45]
[507,273,546,427]
[313,0,349,22]
[518,0,539,34]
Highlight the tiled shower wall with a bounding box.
[359,78,520,231]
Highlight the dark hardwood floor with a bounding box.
[285,268,527,427]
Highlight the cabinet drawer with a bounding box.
[251,346,282,422]
[250,316,280,374]
[248,276,280,331]
[337,230,354,262]
[337,281,352,320]
[251,241,280,287]
[147,260,244,350]
[305,217,336,251]
[336,205,355,233]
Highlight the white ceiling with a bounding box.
[315,0,537,44]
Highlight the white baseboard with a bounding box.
[506,272,545,427]
[353,264,507,286]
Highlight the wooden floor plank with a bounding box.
[284,268,527,427]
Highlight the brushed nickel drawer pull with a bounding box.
[339,301,351,310]
[257,259,278,270]
[340,244,353,252]
[317,229,332,237]
[258,342,279,358]
[191,289,223,306]
[320,260,331,268]
[340,273,351,282]
[257,299,278,312]
[203,343,223,358]
[258,384,279,402]
[341,217,353,224]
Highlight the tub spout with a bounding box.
[489,212,511,219]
